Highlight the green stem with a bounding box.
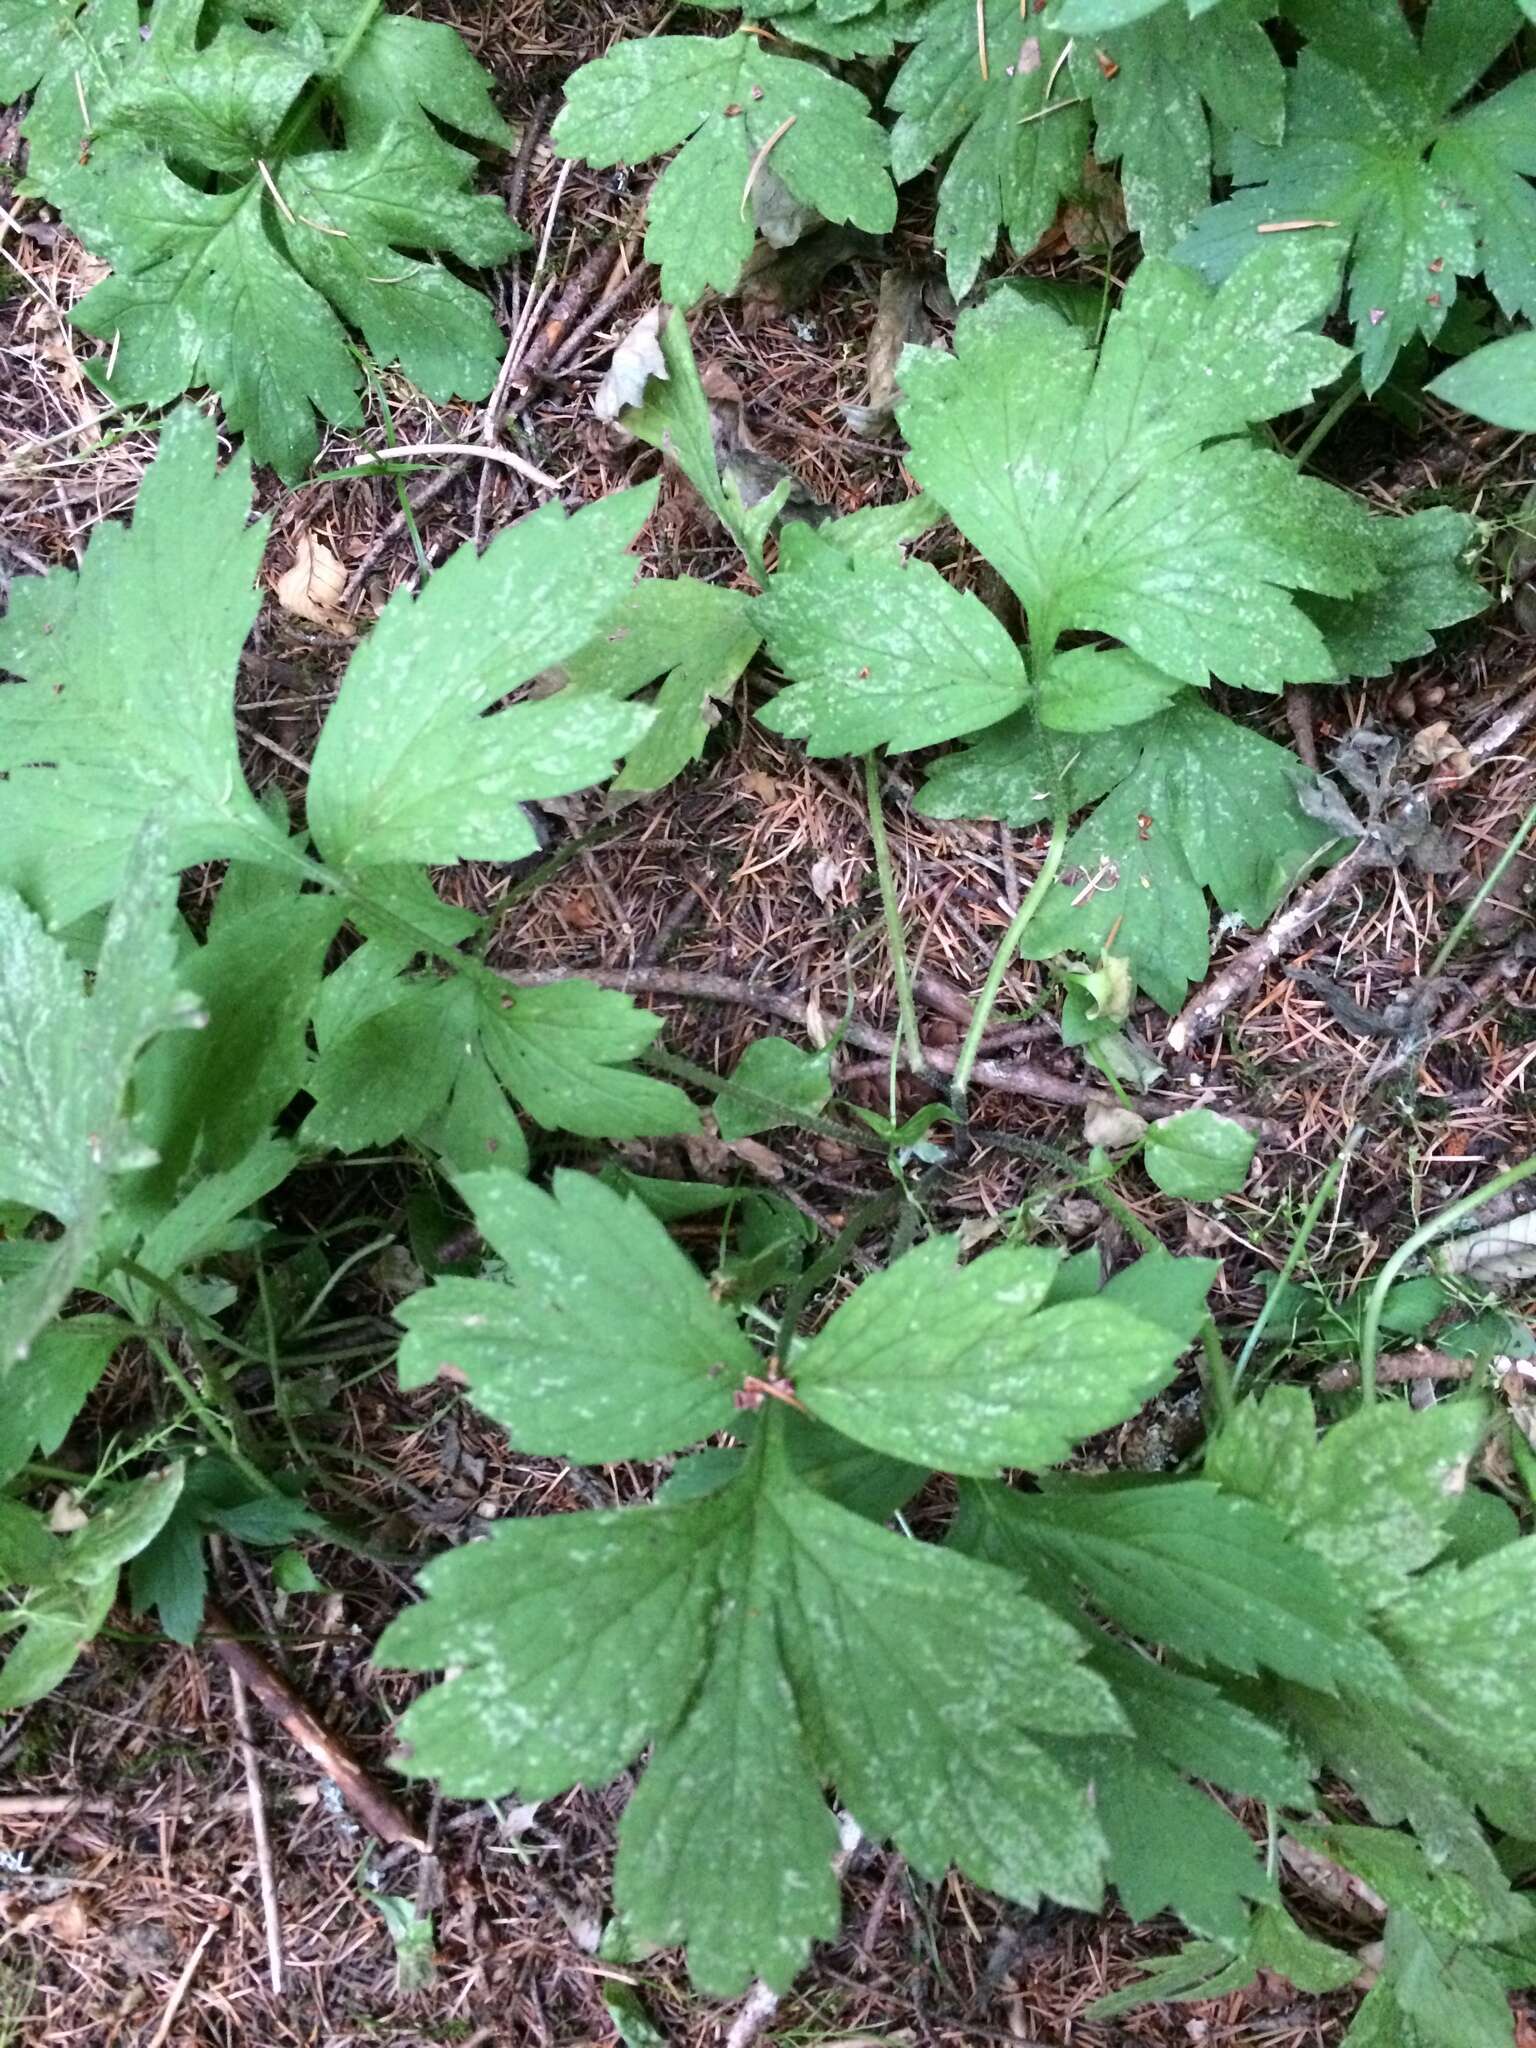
[1357,1155,1536,1405]
[145,1337,279,1502]
[1291,368,1362,471]
[1233,1125,1363,1388]
[1427,800,1536,979]
[776,1189,902,1365]
[863,753,924,1090]
[950,816,1068,1114]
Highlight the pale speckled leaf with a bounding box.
[897,245,1371,691]
[48,2,524,481]
[394,1169,753,1459]
[887,3,1087,298]
[561,577,761,793]
[0,828,202,1366]
[1208,1389,1490,1611]
[474,978,700,1141]
[790,1238,1199,1474]
[380,1491,727,1797]
[755,533,1027,756]
[956,1478,1368,1687]
[0,408,285,924]
[1177,9,1533,392]
[307,490,657,875]
[1092,1642,1313,1807]
[552,33,895,308]
[1303,507,1487,677]
[1038,646,1184,732]
[383,1438,1117,1997]
[1075,2,1284,255]
[1144,1108,1256,1201]
[919,695,1336,1010]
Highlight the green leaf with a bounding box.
[613,307,785,580]
[552,32,895,307]
[1,0,141,194]
[1206,1389,1488,1609]
[1429,330,1536,431]
[46,6,524,477]
[0,408,285,923]
[381,1431,1118,1995]
[1038,646,1186,733]
[920,694,1335,1010]
[305,965,696,1157]
[1304,506,1488,677]
[0,829,202,1367]
[755,531,1028,755]
[563,578,762,793]
[1144,1108,1256,1200]
[476,979,699,1142]
[1349,1908,1518,2048]
[715,1038,834,1142]
[128,888,344,1200]
[790,1239,1208,1475]
[365,1894,437,1995]
[1072,1,1285,255]
[1381,1538,1536,1822]
[307,490,658,876]
[396,1170,755,1458]
[1178,8,1534,391]
[1087,1901,1355,2019]
[1094,1641,1313,1806]
[0,1467,184,1708]
[212,0,514,156]
[0,1315,124,1484]
[1089,1747,1272,1941]
[956,1477,1367,1686]
[887,3,1088,298]
[898,243,1371,692]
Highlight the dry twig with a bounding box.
[499,966,1120,1110]
[204,1604,426,1850]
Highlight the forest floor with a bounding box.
[2,2,1535,2044]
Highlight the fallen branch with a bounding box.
[1316,1348,1479,1394]
[229,1661,284,1995]
[498,966,1119,1110]
[1167,838,1376,1053]
[203,1604,426,1851]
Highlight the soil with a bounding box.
[1,4,1534,2045]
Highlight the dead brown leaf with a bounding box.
[275,531,354,636]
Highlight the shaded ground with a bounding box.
[2,3,1535,2043]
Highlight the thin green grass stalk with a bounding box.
[1233,1125,1364,1387]
[1290,367,1363,470]
[1357,1154,1536,1403]
[950,816,1068,1113]
[1428,799,1536,978]
[863,752,925,1087]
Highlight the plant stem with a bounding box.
[1233,1125,1363,1387]
[863,753,924,1092]
[1357,1155,1536,1404]
[1427,800,1536,978]
[146,1336,279,1502]
[1291,368,1362,471]
[950,816,1068,1115]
